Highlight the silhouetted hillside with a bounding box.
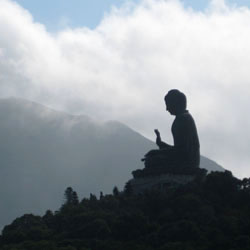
[1,171,250,250]
[0,98,224,229]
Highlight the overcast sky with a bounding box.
[0,0,250,177]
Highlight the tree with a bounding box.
[72,191,79,205]
[64,187,79,205]
[113,186,119,196]
[100,191,104,200]
[124,182,133,196]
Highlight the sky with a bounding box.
[1,0,250,177]
[13,0,250,30]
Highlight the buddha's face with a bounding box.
[165,101,176,115]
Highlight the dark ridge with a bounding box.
[1,171,250,250]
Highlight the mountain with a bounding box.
[0,98,224,229]
[200,155,224,172]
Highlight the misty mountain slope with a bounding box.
[200,156,224,172]
[0,98,155,229]
[0,97,224,229]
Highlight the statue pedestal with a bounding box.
[126,166,207,194]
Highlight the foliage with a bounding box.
[1,172,250,250]
[64,187,79,206]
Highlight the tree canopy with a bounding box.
[1,171,250,250]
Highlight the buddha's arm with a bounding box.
[154,129,172,149]
[159,141,171,149]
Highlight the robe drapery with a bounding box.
[145,110,200,168]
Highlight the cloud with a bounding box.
[0,0,250,177]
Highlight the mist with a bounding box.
[0,0,250,177]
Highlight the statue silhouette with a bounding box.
[143,89,200,170]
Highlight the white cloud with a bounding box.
[0,0,250,177]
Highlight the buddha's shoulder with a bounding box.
[178,111,193,120]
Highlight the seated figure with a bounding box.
[142,89,200,172]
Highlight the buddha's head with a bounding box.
[164,89,187,115]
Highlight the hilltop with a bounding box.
[1,171,250,250]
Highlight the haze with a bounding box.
[0,0,250,177]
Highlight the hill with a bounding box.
[0,98,224,229]
[1,171,250,250]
